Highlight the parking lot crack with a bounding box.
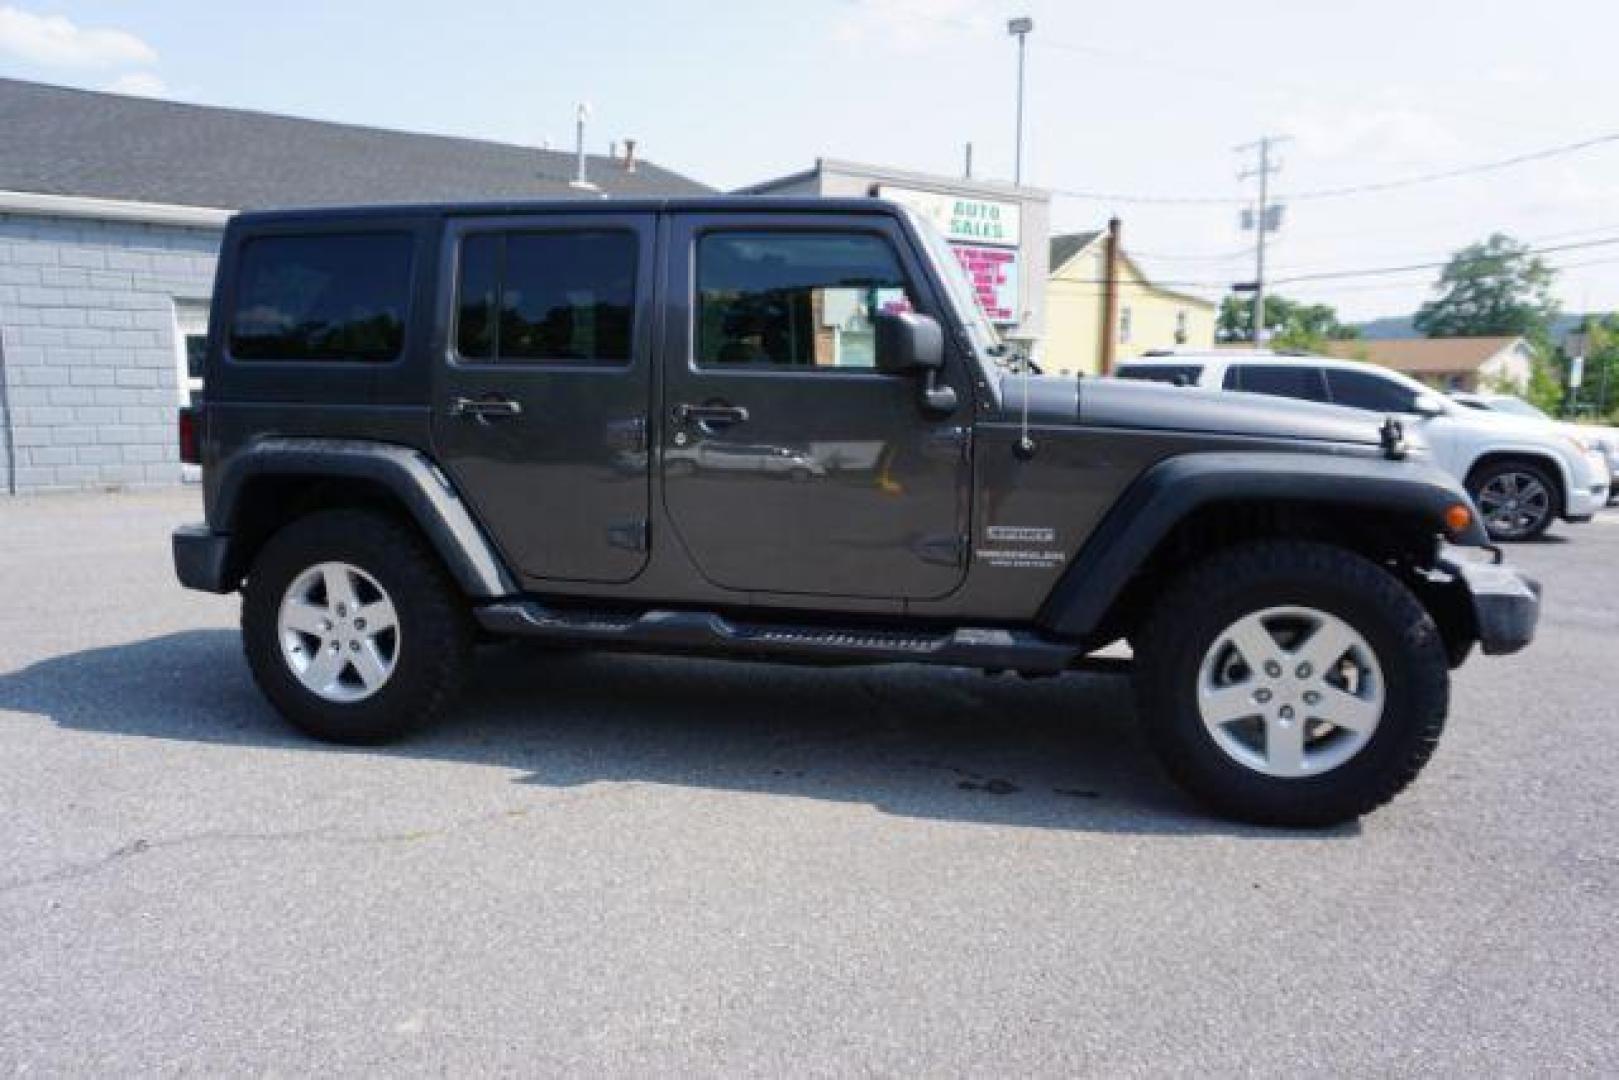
[0,798,590,897]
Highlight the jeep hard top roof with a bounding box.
[229,196,907,226]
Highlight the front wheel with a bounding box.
[1132,540,1449,827]
[242,509,473,744]
[1468,459,1558,541]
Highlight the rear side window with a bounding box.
[229,232,413,361]
[456,230,638,364]
[1115,364,1203,386]
[1326,368,1419,413]
[1227,364,1329,403]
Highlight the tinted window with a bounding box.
[456,230,637,364]
[457,234,499,360]
[696,232,914,369]
[230,233,412,361]
[1326,368,1419,413]
[1115,364,1203,386]
[1229,364,1329,402]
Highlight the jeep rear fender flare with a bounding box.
[210,437,517,598]
[1036,451,1488,639]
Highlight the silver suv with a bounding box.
[1116,351,1611,541]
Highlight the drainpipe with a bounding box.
[1099,216,1122,376]
[0,333,15,494]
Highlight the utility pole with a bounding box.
[1008,17,1033,185]
[1236,135,1289,344]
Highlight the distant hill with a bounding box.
[1355,313,1591,344]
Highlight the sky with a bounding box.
[2,0,1617,322]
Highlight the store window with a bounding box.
[695,232,914,369]
[172,298,209,407]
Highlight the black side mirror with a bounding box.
[874,312,944,374]
[874,312,955,414]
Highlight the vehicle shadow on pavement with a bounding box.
[0,630,1359,838]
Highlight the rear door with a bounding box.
[659,211,972,601]
[433,213,656,585]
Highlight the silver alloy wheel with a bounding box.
[1196,605,1384,779]
[1476,470,1552,539]
[277,561,400,703]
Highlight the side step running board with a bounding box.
[475,601,1082,674]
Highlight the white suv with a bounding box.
[1451,391,1619,504]
[1114,350,1611,541]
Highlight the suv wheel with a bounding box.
[1468,459,1558,541]
[1133,540,1448,827]
[242,509,472,744]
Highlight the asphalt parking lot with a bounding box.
[2,488,1615,1075]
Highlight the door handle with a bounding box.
[450,396,523,420]
[674,403,748,427]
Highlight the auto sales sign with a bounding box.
[877,186,1022,247]
[878,185,1022,324]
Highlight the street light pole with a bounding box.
[1008,17,1033,185]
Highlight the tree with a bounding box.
[1217,294,1360,350]
[1413,234,1560,342]
[1569,313,1619,420]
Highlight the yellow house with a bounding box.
[1044,224,1217,376]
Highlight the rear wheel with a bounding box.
[1468,459,1558,541]
[1132,540,1448,827]
[242,509,472,744]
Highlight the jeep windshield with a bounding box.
[902,208,1005,369]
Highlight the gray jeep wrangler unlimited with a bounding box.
[173,198,1539,826]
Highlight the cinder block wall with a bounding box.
[0,213,219,493]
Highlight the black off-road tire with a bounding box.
[1466,458,1559,542]
[1132,540,1449,828]
[242,509,473,745]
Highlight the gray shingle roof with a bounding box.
[0,77,711,210]
[1048,231,1102,272]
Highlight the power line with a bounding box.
[1269,235,1619,286]
[1051,131,1619,205]
[1265,227,1619,278]
[1047,236,1619,292]
[1284,133,1619,201]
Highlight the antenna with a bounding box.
[570,102,599,191]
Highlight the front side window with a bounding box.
[695,232,915,369]
[230,232,413,361]
[1326,368,1419,413]
[456,230,637,364]
[1229,364,1329,402]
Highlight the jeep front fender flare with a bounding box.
[1036,451,1488,639]
[208,437,517,598]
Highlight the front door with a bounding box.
[661,212,971,601]
[434,213,656,585]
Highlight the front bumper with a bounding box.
[1448,558,1541,656]
[1565,481,1609,521]
[173,524,236,594]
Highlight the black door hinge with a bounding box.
[916,533,968,568]
[606,416,649,454]
[607,519,649,552]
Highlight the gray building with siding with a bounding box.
[0,77,709,495]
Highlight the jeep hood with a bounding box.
[996,374,1386,447]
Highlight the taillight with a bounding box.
[178,406,201,465]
